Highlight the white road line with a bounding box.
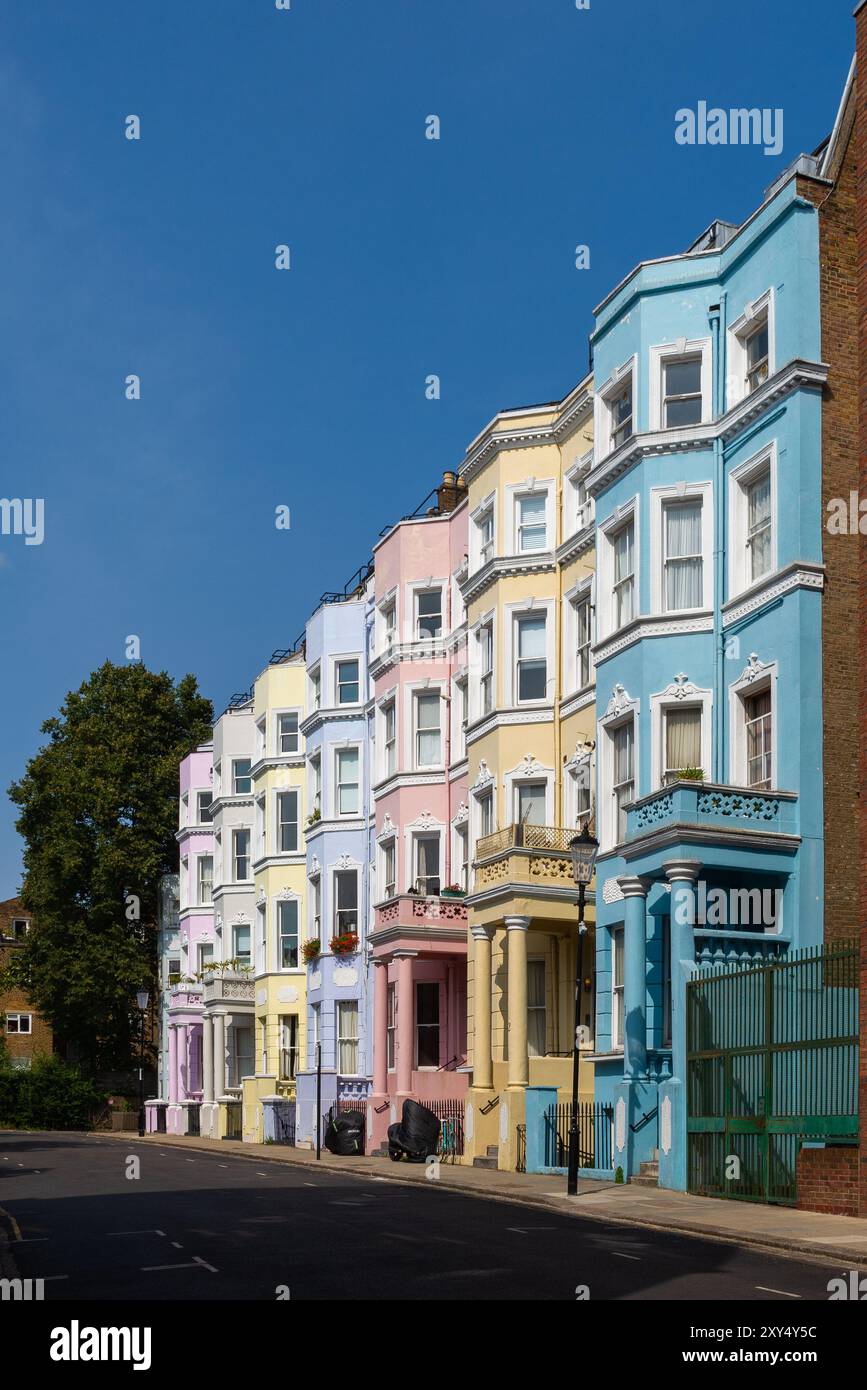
[756,1286,801,1298]
[171,1242,183,1249]
[612,1252,641,1261]
[193,1255,218,1273]
[507,1227,556,1235]
[257,1172,268,1177]
[155,1229,166,1237]
[12,1237,49,1243]
[108,1230,164,1237]
[218,1165,229,1169]
[141,1261,203,1272]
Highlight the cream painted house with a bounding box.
[458,374,598,1169]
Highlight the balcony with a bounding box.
[625,781,799,845]
[371,893,468,957]
[473,824,578,896]
[202,971,255,1007]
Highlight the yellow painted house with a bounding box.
[457,374,598,1170]
[241,647,308,1142]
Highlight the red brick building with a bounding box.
[0,897,54,1068]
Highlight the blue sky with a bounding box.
[0,0,854,896]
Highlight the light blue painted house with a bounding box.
[294,567,376,1145]
[586,157,829,1191]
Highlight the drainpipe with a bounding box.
[708,294,727,782]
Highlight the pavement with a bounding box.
[0,1128,861,1302]
[83,1127,867,1270]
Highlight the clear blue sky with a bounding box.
[0,0,854,896]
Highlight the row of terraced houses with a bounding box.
[147,42,867,1213]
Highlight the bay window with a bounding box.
[278,712,299,754]
[516,493,547,553]
[612,720,635,842]
[337,1000,359,1073]
[613,522,635,628]
[663,706,702,784]
[746,469,772,583]
[662,355,703,427]
[745,689,772,790]
[277,790,299,851]
[233,828,251,881]
[197,855,213,906]
[336,659,359,705]
[415,983,440,1068]
[414,833,440,896]
[278,900,299,968]
[517,781,546,827]
[415,589,442,641]
[334,871,358,934]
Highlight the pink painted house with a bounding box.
[164,742,215,1134]
[367,474,470,1151]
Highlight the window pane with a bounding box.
[416,590,442,639]
[337,660,359,703]
[517,782,546,826]
[416,836,440,894]
[278,901,298,968]
[279,713,299,753]
[665,358,701,398]
[665,708,702,778]
[233,759,252,794]
[665,502,702,609]
[337,749,359,814]
[278,791,298,851]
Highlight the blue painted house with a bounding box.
[295,568,376,1144]
[586,158,831,1191]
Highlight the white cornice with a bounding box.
[465,706,554,746]
[555,522,595,567]
[460,553,557,604]
[586,359,828,499]
[594,613,714,667]
[372,771,446,799]
[459,384,594,485]
[559,686,596,720]
[299,706,365,737]
[721,563,824,626]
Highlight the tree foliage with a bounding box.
[8,662,212,1072]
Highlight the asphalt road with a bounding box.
[0,1130,852,1301]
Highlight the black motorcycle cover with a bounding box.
[396,1099,440,1156]
[323,1109,365,1155]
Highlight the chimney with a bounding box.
[436,469,465,514]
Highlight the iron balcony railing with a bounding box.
[545,1102,615,1171]
[475,823,577,862]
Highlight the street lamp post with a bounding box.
[567,822,599,1196]
[136,989,149,1138]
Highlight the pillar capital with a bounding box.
[663,859,702,885]
[617,875,650,900]
[504,914,531,932]
[471,924,492,942]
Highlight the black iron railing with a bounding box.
[224,1101,242,1140]
[187,1103,201,1137]
[544,1102,614,1171]
[156,1107,166,1134]
[516,1124,526,1174]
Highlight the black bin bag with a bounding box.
[387,1099,440,1162]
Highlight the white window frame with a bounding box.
[564,752,593,827]
[505,600,554,707]
[379,836,397,901]
[415,980,441,1069]
[232,920,252,969]
[504,479,555,555]
[410,828,443,897]
[308,870,321,940]
[255,794,266,861]
[649,338,712,431]
[336,1000,360,1075]
[377,588,398,653]
[471,492,496,572]
[276,897,300,971]
[196,854,213,906]
[413,689,443,771]
[598,690,640,851]
[472,614,495,720]
[451,675,468,762]
[728,442,777,598]
[727,289,775,409]
[595,356,636,459]
[275,788,300,854]
[232,758,252,795]
[308,751,322,817]
[5,1013,31,1034]
[334,744,361,818]
[650,683,713,789]
[505,759,554,830]
[308,663,321,712]
[598,499,639,639]
[729,660,778,791]
[276,709,301,756]
[564,450,594,539]
[333,654,361,707]
[563,575,594,696]
[196,790,213,824]
[650,482,714,614]
[611,927,625,1050]
[333,868,360,936]
[473,783,495,855]
[452,821,469,892]
[232,827,251,882]
[379,695,397,781]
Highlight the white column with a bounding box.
[213,1012,226,1097]
[202,1015,214,1105]
[505,915,530,1089]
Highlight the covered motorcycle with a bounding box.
[387,1098,440,1163]
[323,1108,365,1156]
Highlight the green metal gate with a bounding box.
[687,941,858,1205]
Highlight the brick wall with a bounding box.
[797,1144,859,1217]
[857,1,867,1221]
[0,897,53,1066]
[797,97,861,949]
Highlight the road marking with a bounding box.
[756,1286,801,1298]
[257,1172,268,1177]
[41,1275,69,1282]
[612,1252,641,1261]
[304,1182,318,1187]
[155,1229,166,1237]
[193,1255,218,1273]
[507,1227,556,1235]
[171,1242,183,1249]
[218,1165,229,1169]
[11,1236,50,1243]
[142,1261,205,1272]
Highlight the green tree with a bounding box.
[8,662,212,1072]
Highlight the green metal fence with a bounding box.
[686,939,858,1205]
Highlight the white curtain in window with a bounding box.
[665,707,701,775]
[665,502,702,609]
[747,473,771,579]
[416,694,441,765]
[527,960,546,1057]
